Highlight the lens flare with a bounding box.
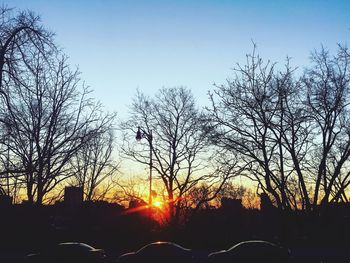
[152,200,163,208]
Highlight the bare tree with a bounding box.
[206,45,350,211]
[0,7,54,94]
[70,126,119,201]
[304,45,350,207]
[121,87,220,223]
[2,47,114,204]
[0,7,54,197]
[206,47,299,210]
[112,176,149,206]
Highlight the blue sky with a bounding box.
[3,0,350,118]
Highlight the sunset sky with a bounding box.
[3,0,350,118]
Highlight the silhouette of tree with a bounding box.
[206,46,297,210]
[121,87,221,223]
[112,176,149,205]
[215,183,247,203]
[304,45,350,207]
[0,7,54,199]
[70,126,119,201]
[0,7,54,97]
[1,49,114,205]
[206,45,350,211]
[0,8,117,205]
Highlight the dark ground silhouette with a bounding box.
[1,200,350,262]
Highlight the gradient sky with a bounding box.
[3,0,350,118]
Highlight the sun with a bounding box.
[152,200,163,209]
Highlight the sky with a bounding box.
[2,0,350,118]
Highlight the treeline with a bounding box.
[1,8,350,219]
[120,44,350,218]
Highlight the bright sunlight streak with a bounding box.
[152,200,163,209]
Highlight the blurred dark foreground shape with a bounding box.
[118,241,195,263]
[26,242,106,263]
[208,240,290,263]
